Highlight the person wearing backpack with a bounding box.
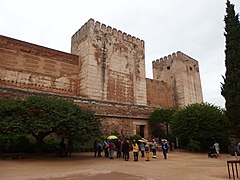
[103,140,109,158]
[145,143,150,161]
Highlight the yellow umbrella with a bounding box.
[138,139,146,143]
[107,135,118,140]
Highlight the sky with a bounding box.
[0,0,240,108]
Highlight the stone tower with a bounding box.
[152,51,203,107]
[71,19,147,105]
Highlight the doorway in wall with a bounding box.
[139,125,145,138]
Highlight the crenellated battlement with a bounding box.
[152,51,178,67]
[71,21,89,39]
[179,51,198,63]
[152,51,198,67]
[72,18,144,48]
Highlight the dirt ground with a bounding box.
[0,150,238,180]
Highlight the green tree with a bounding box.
[0,96,101,153]
[0,99,26,135]
[171,103,229,151]
[57,109,101,144]
[149,108,175,138]
[21,96,63,153]
[221,0,240,135]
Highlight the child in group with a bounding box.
[152,139,157,158]
[145,143,150,161]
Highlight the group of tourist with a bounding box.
[59,138,73,157]
[93,138,170,161]
[231,140,240,160]
[208,140,240,159]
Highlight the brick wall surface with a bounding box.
[71,19,147,106]
[0,87,152,138]
[152,51,203,107]
[0,20,204,138]
[146,78,175,108]
[0,35,80,96]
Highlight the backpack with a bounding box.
[145,146,149,152]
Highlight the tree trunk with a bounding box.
[32,132,47,154]
[166,123,169,135]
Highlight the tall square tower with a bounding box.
[152,51,203,107]
[71,19,147,105]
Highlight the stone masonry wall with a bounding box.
[152,51,203,107]
[0,35,80,96]
[0,20,204,139]
[71,19,147,106]
[0,87,151,138]
[146,78,175,108]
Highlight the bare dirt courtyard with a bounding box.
[0,150,238,180]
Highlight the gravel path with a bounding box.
[0,150,237,180]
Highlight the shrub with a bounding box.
[188,139,201,151]
[42,138,59,153]
[0,134,35,153]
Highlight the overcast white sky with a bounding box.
[1,0,239,108]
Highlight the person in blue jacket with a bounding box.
[162,140,169,159]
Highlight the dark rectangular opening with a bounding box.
[140,125,145,138]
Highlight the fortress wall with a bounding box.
[75,98,150,137]
[0,35,80,95]
[0,87,151,138]
[71,22,90,96]
[71,19,147,105]
[72,19,144,49]
[106,69,134,104]
[146,78,175,108]
[0,19,205,138]
[77,99,151,138]
[152,51,203,107]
